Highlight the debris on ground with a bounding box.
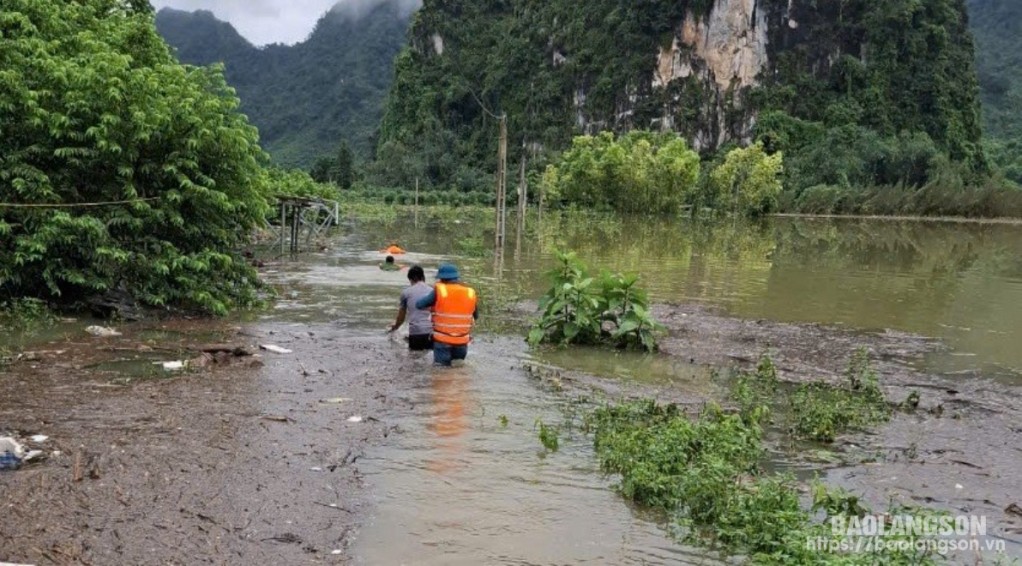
[29,435,49,443]
[346,416,364,423]
[157,361,186,371]
[1007,503,1022,518]
[85,325,122,337]
[16,350,67,362]
[199,345,255,357]
[0,437,24,470]
[321,397,351,404]
[260,344,293,354]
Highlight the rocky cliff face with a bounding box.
[651,0,770,150]
[380,0,983,186]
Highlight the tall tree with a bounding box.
[335,142,355,190]
[0,0,270,314]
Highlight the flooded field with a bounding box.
[2,211,1021,564]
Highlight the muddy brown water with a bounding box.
[2,213,1022,564]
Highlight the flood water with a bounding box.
[256,210,1022,563]
[348,212,1022,377]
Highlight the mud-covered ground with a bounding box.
[2,303,1021,563]
[0,320,413,564]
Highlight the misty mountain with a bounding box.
[156,1,412,167]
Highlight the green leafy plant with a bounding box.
[0,298,56,331]
[528,251,663,351]
[705,142,784,217]
[790,349,891,443]
[1,0,272,315]
[588,399,942,564]
[536,419,559,452]
[540,131,700,215]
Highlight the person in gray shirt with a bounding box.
[388,265,434,350]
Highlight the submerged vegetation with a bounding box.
[587,399,942,564]
[528,251,663,352]
[734,350,892,443]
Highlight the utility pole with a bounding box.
[514,146,527,260]
[494,113,508,254]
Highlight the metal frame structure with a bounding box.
[272,196,340,256]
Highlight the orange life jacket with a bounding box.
[384,245,406,255]
[432,283,477,345]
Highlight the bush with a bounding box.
[793,185,844,214]
[266,168,340,202]
[705,142,784,216]
[0,1,271,315]
[528,251,663,351]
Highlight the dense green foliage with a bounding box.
[706,142,784,216]
[379,0,986,203]
[266,168,340,203]
[155,2,411,168]
[969,0,1022,141]
[968,0,1022,183]
[588,399,940,563]
[539,131,699,214]
[528,251,663,352]
[1,0,270,314]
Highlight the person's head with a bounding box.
[407,265,425,283]
[437,263,460,282]
[385,255,395,264]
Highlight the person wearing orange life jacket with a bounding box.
[415,263,478,366]
[381,242,406,255]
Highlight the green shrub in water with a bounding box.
[536,420,559,452]
[588,399,941,564]
[790,348,891,443]
[528,251,663,352]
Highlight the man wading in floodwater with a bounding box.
[416,263,478,366]
[388,266,433,351]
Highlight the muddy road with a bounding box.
[0,320,410,564]
[2,300,1020,563]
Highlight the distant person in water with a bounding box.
[379,255,402,271]
[382,242,406,255]
[388,265,433,351]
[416,263,478,366]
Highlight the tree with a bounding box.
[543,131,700,214]
[335,142,355,189]
[0,0,271,315]
[707,143,784,217]
[310,157,335,184]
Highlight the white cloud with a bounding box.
[150,0,420,46]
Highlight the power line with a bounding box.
[468,87,502,120]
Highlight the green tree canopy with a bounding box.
[0,0,271,314]
[707,143,784,217]
[541,131,700,215]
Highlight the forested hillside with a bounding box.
[968,0,1022,181]
[156,2,411,168]
[378,0,986,198]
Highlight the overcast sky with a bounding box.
[149,0,420,46]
